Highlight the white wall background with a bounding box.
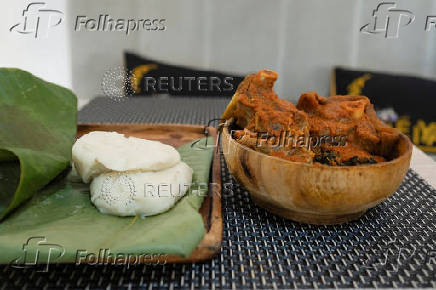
[1,0,436,106]
[0,0,71,88]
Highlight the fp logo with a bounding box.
[10,2,63,38]
[359,238,417,273]
[360,2,414,38]
[10,237,65,272]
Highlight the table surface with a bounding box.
[1,96,435,289]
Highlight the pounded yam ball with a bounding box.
[90,162,193,217]
[72,131,180,183]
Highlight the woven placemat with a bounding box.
[1,96,434,289]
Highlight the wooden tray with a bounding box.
[77,123,223,263]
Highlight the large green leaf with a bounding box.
[0,68,77,219]
[0,138,214,264]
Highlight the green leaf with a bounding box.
[0,138,214,264]
[0,68,77,220]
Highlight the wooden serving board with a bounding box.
[77,123,223,263]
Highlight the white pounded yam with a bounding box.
[90,162,193,216]
[72,131,181,183]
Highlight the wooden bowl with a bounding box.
[221,121,412,225]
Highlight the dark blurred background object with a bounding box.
[332,67,436,155]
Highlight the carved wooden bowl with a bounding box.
[221,121,412,225]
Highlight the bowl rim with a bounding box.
[222,119,412,170]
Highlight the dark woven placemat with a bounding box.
[78,95,230,125]
[1,96,435,289]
